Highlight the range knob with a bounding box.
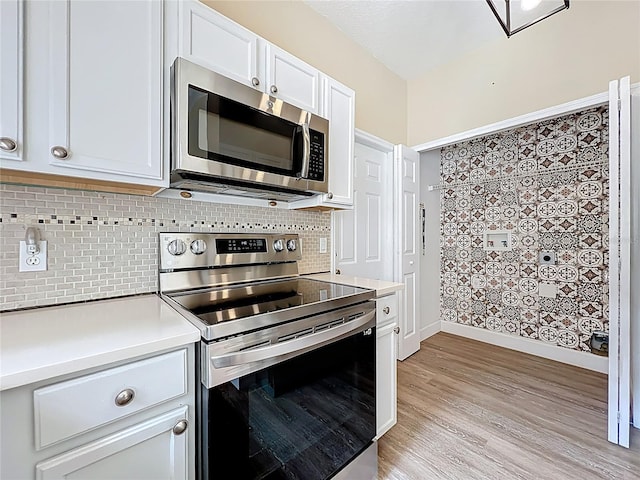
[286,239,297,252]
[167,239,187,256]
[190,239,207,255]
[273,239,285,252]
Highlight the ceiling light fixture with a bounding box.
[520,0,542,11]
[486,0,569,37]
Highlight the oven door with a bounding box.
[198,308,376,480]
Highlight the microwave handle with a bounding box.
[299,115,311,179]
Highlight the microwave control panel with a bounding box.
[307,130,325,181]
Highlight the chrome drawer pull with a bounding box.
[0,137,18,152]
[114,388,135,407]
[51,145,69,159]
[383,306,390,315]
[172,419,188,435]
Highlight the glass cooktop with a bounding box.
[166,277,374,340]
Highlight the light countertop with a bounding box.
[304,273,403,297]
[0,294,200,391]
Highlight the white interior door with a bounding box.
[394,145,421,360]
[608,76,632,447]
[333,131,393,280]
[631,87,640,432]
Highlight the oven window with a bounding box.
[188,85,303,176]
[201,329,375,480]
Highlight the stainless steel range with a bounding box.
[158,232,377,480]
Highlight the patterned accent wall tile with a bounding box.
[0,185,331,311]
[439,106,609,352]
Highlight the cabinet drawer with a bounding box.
[34,349,187,450]
[376,294,398,326]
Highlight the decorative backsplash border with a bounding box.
[0,185,331,311]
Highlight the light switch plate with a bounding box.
[19,240,48,272]
[538,282,557,298]
[319,237,327,254]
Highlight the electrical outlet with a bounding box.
[319,237,327,254]
[19,240,48,272]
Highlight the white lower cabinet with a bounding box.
[376,293,399,439]
[35,407,188,480]
[0,346,195,480]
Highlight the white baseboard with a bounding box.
[420,321,441,341]
[438,321,608,374]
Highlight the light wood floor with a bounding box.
[378,332,640,480]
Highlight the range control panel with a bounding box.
[159,233,302,271]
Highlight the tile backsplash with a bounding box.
[0,185,331,311]
[439,106,610,352]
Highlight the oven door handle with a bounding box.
[210,309,375,369]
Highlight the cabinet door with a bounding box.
[376,322,397,439]
[264,43,321,115]
[289,76,355,210]
[180,1,260,89]
[47,0,163,183]
[323,77,355,206]
[36,407,189,480]
[0,0,23,162]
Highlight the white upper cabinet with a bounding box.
[0,0,23,162]
[46,0,164,182]
[264,43,322,115]
[179,1,322,115]
[290,76,355,209]
[180,0,260,89]
[0,0,165,189]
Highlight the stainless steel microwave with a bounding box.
[170,58,329,201]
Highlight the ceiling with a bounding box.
[304,0,506,80]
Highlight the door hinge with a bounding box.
[618,99,622,111]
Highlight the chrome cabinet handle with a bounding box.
[251,77,260,87]
[0,137,18,152]
[326,192,334,200]
[172,419,188,435]
[114,388,135,407]
[51,146,69,159]
[270,85,278,94]
[394,326,400,334]
[383,306,390,315]
[335,269,341,274]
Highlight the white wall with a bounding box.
[204,0,407,145]
[419,149,441,340]
[407,1,640,145]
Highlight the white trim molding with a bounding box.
[412,90,613,152]
[355,128,395,151]
[420,321,441,342]
[414,82,639,152]
[439,321,608,374]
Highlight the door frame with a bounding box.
[330,129,394,277]
[413,82,637,447]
